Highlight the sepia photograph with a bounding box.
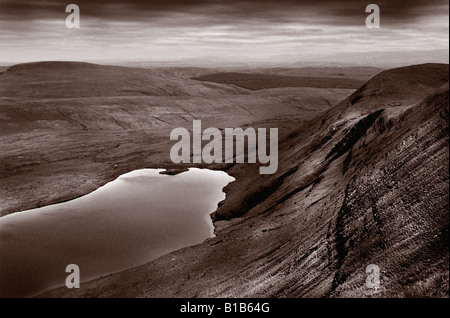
[0,0,448,307]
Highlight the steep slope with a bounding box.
[327,84,448,297]
[40,63,449,298]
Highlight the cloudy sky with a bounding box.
[0,0,448,64]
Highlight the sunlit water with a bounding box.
[0,168,234,297]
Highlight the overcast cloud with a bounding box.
[0,0,448,63]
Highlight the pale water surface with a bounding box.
[0,168,234,297]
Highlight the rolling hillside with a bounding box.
[0,62,357,218]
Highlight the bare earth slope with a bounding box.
[40,63,449,298]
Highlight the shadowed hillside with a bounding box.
[38,63,449,298]
[192,72,365,90]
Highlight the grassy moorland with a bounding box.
[1,62,448,298]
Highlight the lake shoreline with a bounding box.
[1,167,235,298]
[1,161,235,218]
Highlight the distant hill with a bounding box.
[0,61,197,98]
[0,62,362,136]
[94,49,448,69]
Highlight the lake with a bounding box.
[0,168,234,297]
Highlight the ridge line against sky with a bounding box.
[0,0,448,65]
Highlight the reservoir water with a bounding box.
[0,168,234,297]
